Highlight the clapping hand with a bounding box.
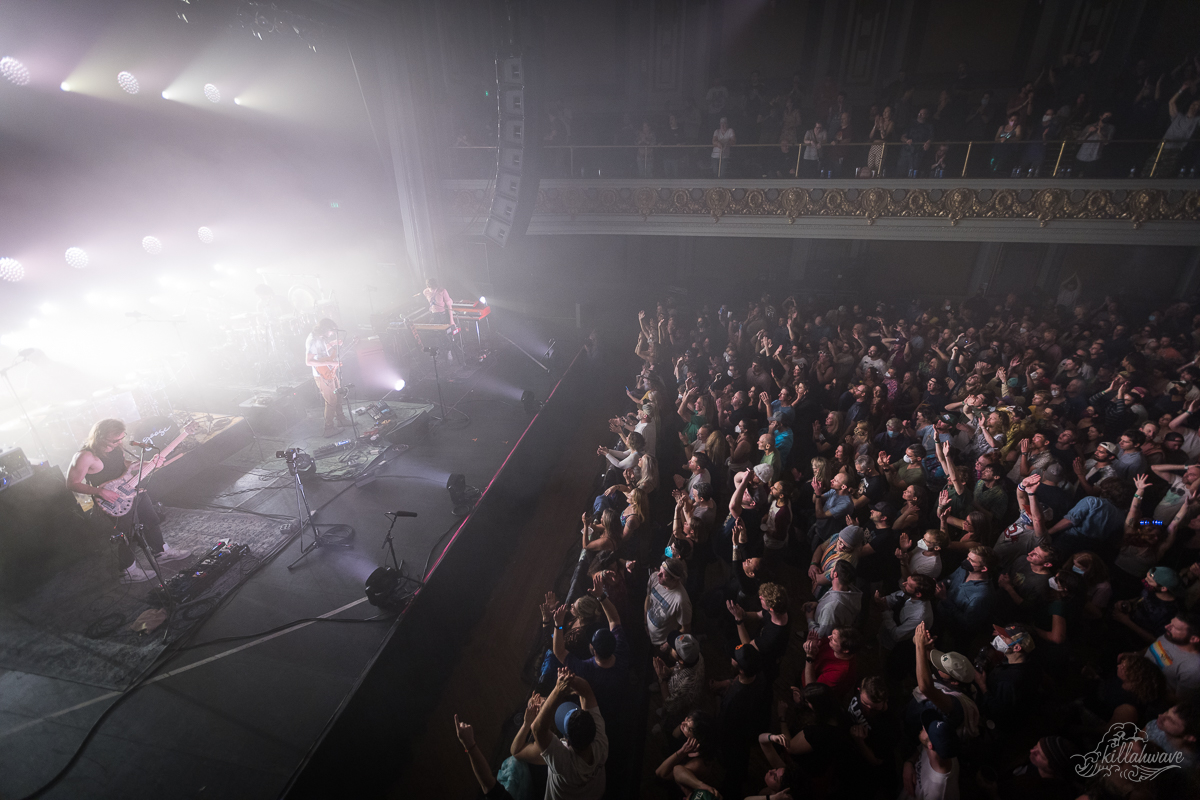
[912,621,934,650]
[540,591,557,624]
[522,692,544,726]
[802,636,819,658]
[552,603,568,627]
[726,599,745,622]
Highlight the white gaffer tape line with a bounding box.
[0,597,371,739]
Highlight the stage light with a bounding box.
[364,566,400,608]
[233,97,241,105]
[479,296,487,304]
[393,379,406,391]
[0,258,24,282]
[117,71,140,94]
[521,389,541,415]
[203,83,220,103]
[60,81,70,91]
[142,236,162,255]
[0,57,31,86]
[65,247,88,268]
[161,91,169,99]
[197,226,214,244]
[447,473,476,515]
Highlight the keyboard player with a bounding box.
[422,278,457,328]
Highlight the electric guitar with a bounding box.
[314,337,359,383]
[94,421,200,518]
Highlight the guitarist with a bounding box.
[66,418,189,583]
[306,317,350,437]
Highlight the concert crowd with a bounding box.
[456,289,1200,800]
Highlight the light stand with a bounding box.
[495,332,551,374]
[284,448,353,570]
[0,350,50,462]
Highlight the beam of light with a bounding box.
[233,97,241,105]
[117,71,140,94]
[65,247,89,268]
[0,258,25,282]
[0,57,31,86]
[197,226,214,244]
[393,379,405,391]
[142,236,162,255]
[161,90,170,99]
[479,296,486,304]
[203,83,220,103]
[60,81,70,91]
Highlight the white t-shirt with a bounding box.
[541,706,608,800]
[908,550,942,580]
[646,572,692,646]
[712,127,735,159]
[908,747,959,800]
[305,333,332,379]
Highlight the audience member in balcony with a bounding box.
[778,96,802,177]
[801,120,827,178]
[661,113,685,178]
[896,108,934,177]
[867,106,897,176]
[705,79,729,134]
[634,120,656,179]
[931,89,961,142]
[962,91,996,147]
[991,112,1024,175]
[1019,108,1062,175]
[711,117,736,178]
[1160,80,1200,176]
[1074,111,1115,177]
[827,110,856,178]
[1006,83,1036,127]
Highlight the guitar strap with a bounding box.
[86,445,129,488]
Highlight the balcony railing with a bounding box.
[444,138,1199,182]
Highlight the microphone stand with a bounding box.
[126,443,178,631]
[381,511,424,595]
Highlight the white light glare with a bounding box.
[60,81,70,91]
[161,91,169,99]
[0,57,31,86]
[479,296,486,304]
[65,247,89,268]
[233,97,241,105]
[203,83,220,103]
[0,258,25,282]
[117,71,140,94]
[142,236,162,255]
[394,379,406,391]
[198,226,214,244]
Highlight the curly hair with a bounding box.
[1119,652,1166,704]
[758,582,788,611]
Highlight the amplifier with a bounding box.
[0,446,33,492]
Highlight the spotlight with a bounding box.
[142,236,162,255]
[0,258,25,283]
[117,71,140,94]
[446,473,477,515]
[197,226,214,244]
[203,83,220,103]
[479,296,487,304]
[364,566,402,609]
[64,247,88,268]
[0,57,31,86]
[233,97,241,105]
[161,91,169,99]
[393,379,406,391]
[521,390,541,415]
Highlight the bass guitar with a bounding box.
[94,421,200,518]
[314,337,359,383]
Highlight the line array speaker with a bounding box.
[483,55,539,247]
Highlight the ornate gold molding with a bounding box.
[447,184,1200,228]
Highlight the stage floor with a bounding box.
[0,333,568,800]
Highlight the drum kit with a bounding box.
[213,285,340,384]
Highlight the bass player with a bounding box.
[305,317,350,437]
[66,418,190,583]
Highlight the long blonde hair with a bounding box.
[82,419,125,454]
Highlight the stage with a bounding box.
[0,328,573,800]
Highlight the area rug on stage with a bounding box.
[0,507,298,691]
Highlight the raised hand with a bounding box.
[555,667,574,695]
[591,571,606,598]
[802,637,819,658]
[522,692,544,725]
[540,591,557,623]
[455,714,476,748]
[1133,473,1151,494]
[726,598,745,622]
[912,621,934,649]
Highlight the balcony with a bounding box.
[443,141,1200,245]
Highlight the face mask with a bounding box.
[903,454,913,464]
[1072,565,1087,575]
[664,545,674,558]
[724,352,734,363]
[1043,115,1052,123]
[728,369,735,377]
[734,425,742,434]
[887,430,897,438]
[1048,576,1062,591]
[991,635,1014,653]
[916,539,931,551]
[1051,389,1060,397]
[959,560,973,572]
[981,97,989,106]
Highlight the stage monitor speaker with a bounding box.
[484,54,539,248]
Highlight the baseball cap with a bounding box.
[1043,462,1063,481]
[995,623,1036,652]
[938,412,958,426]
[1164,431,1185,443]
[554,700,580,737]
[872,501,897,517]
[733,642,761,676]
[1150,566,1183,596]
[921,709,960,759]
[1096,441,1118,456]
[928,648,976,683]
[673,633,700,666]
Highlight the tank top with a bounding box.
[86,446,127,487]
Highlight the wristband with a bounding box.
[556,625,565,630]
[805,656,816,663]
[736,619,745,625]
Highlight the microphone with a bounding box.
[385,510,418,517]
[129,439,159,449]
